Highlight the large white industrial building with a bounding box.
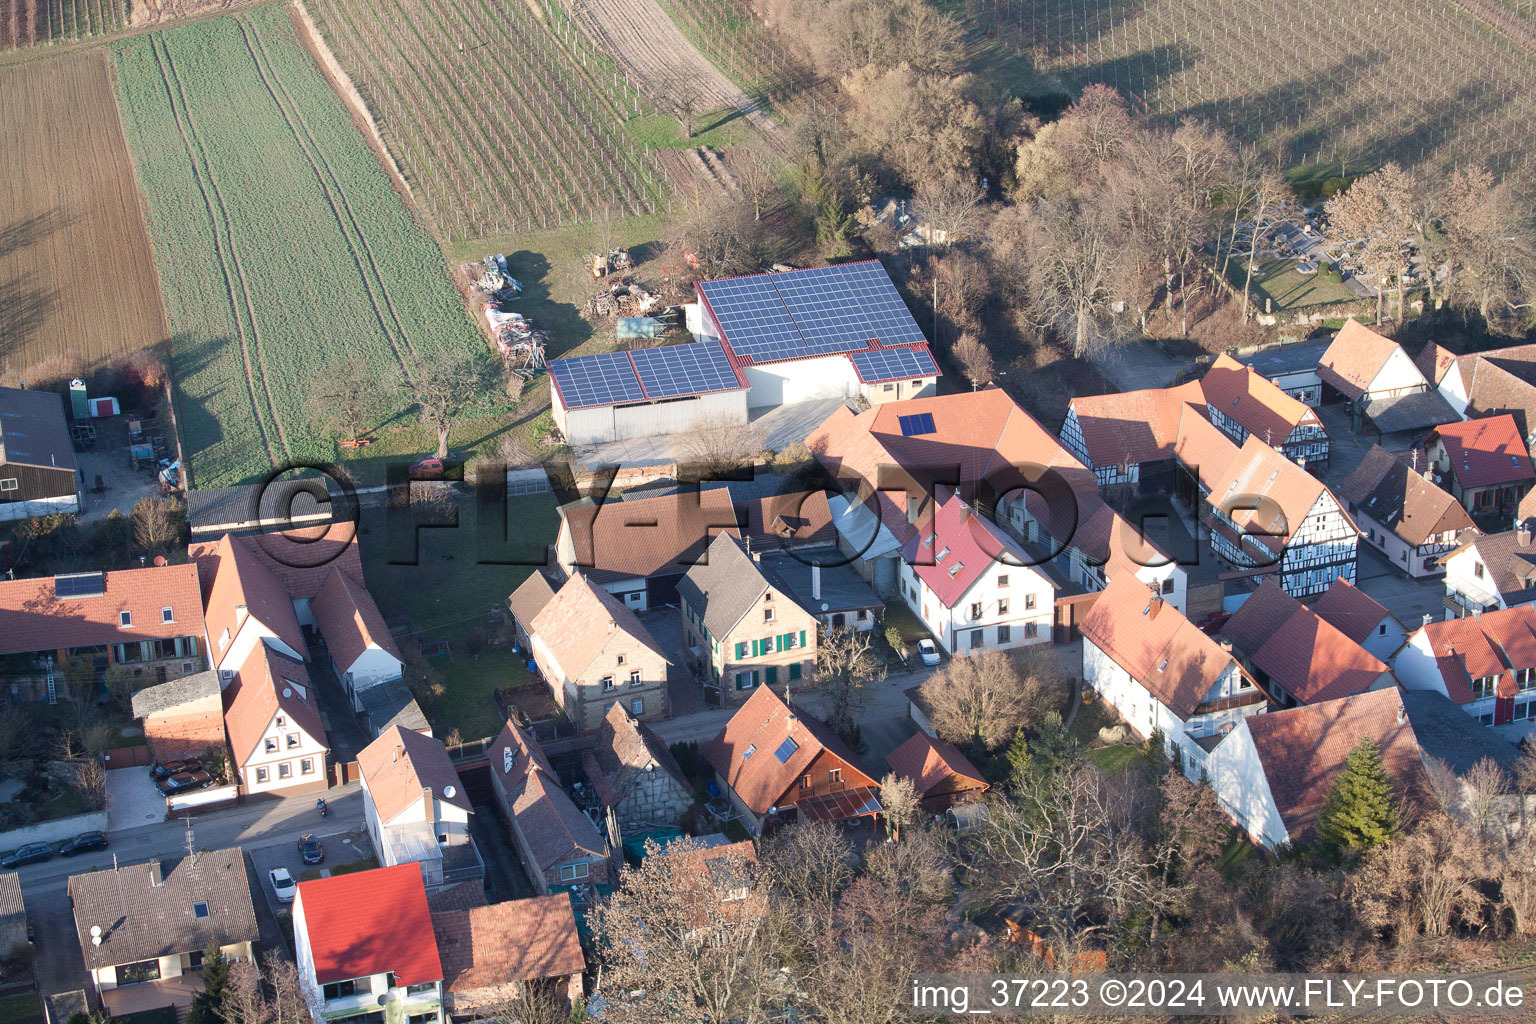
[549,261,941,445]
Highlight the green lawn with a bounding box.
[0,994,40,1024]
[300,855,378,882]
[881,601,931,642]
[433,647,535,740]
[1223,256,1358,312]
[623,109,751,151]
[1084,743,1141,775]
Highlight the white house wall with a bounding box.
[342,647,403,692]
[860,376,937,405]
[1203,720,1291,849]
[240,710,327,795]
[1437,363,1471,417]
[1365,347,1431,399]
[1391,632,1453,697]
[213,623,302,678]
[744,355,858,408]
[556,390,750,446]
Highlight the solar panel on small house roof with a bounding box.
[898,412,936,437]
[774,735,799,763]
[54,572,105,598]
[698,262,928,365]
[849,346,939,383]
[550,340,743,409]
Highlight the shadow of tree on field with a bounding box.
[0,276,59,359]
[0,208,75,262]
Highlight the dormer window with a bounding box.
[218,629,230,652]
[161,607,174,623]
[119,611,132,627]
[947,563,963,578]
[235,603,248,620]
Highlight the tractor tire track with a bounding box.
[235,13,419,378]
[146,33,281,471]
[155,33,293,462]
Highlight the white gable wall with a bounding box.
[743,355,860,408]
[1203,720,1290,850]
[1364,346,1431,399]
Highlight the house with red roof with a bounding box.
[488,720,610,893]
[897,492,1054,655]
[884,732,988,813]
[1059,381,1204,489]
[1220,580,1396,708]
[1311,576,1407,663]
[222,644,328,796]
[203,535,307,677]
[1426,413,1535,518]
[294,864,444,1024]
[1200,353,1330,467]
[702,685,881,835]
[1203,688,1428,850]
[1392,604,1536,738]
[1080,576,1266,774]
[359,726,482,892]
[311,567,404,705]
[0,564,206,703]
[429,891,585,1016]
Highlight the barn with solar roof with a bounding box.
[548,262,939,445]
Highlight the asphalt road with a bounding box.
[17,782,367,1001]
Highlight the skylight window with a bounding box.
[936,546,950,562]
[774,736,799,763]
[742,744,756,761]
[947,563,963,577]
[193,902,209,919]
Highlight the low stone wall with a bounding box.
[0,810,108,849]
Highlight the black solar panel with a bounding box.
[849,346,939,383]
[549,351,646,409]
[898,412,936,437]
[630,340,740,399]
[773,735,800,763]
[55,572,105,598]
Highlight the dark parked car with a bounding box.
[1,842,54,869]
[58,831,109,857]
[150,759,201,781]
[156,770,214,795]
[298,834,325,865]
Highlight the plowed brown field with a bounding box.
[0,49,167,377]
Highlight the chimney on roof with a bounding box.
[1397,704,1406,725]
[1473,607,1482,620]
[393,744,401,763]
[607,619,615,633]
[1219,639,1233,653]
[812,564,821,601]
[1422,613,1433,627]
[958,501,972,524]
[1521,520,1534,548]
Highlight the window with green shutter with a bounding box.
[736,641,747,659]
[800,630,807,649]
[789,662,801,680]
[766,666,778,685]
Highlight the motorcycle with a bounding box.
[316,798,327,818]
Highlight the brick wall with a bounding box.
[144,695,227,760]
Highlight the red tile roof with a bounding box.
[738,490,836,549]
[1413,605,1536,704]
[1318,319,1410,399]
[204,535,305,666]
[1222,580,1390,704]
[884,732,987,798]
[0,563,203,656]
[1416,341,1457,387]
[1429,414,1535,490]
[529,574,667,680]
[1311,577,1395,646]
[900,492,1031,607]
[1201,353,1320,447]
[432,894,584,995]
[561,488,740,582]
[359,725,472,825]
[189,524,364,601]
[222,645,327,765]
[310,568,401,673]
[297,864,442,986]
[1243,688,1427,841]
[1205,436,1347,553]
[1173,406,1241,494]
[1080,575,1240,720]
[702,686,877,817]
[1065,382,1204,468]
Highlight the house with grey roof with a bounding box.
[1399,688,1535,824]
[758,550,883,633]
[581,703,693,830]
[186,475,350,537]
[678,534,820,709]
[355,677,431,739]
[130,671,225,762]
[0,386,79,521]
[0,872,26,959]
[488,720,609,895]
[68,848,258,1016]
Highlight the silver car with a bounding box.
[269,866,297,903]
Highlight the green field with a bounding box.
[111,7,488,488]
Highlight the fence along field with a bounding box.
[973,0,1536,176]
[112,6,485,488]
[0,0,125,49]
[306,0,668,242]
[0,49,167,377]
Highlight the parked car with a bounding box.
[297,834,325,865]
[269,866,297,903]
[58,831,109,857]
[150,759,201,781]
[407,454,463,480]
[917,638,941,666]
[1,842,54,869]
[156,770,214,796]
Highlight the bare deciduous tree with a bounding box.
[879,771,919,841]
[812,626,885,735]
[1440,165,1536,326]
[912,173,986,250]
[73,758,106,810]
[760,821,854,913]
[1325,163,1415,322]
[953,331,994,388]
[675,414,762,477]
[131,496,184,557]
[306,355,382,443]
[920,646,1062,752]
[1023,192,1126,357]
[397,350,496,460]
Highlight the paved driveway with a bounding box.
[1090,339,1196,394]
[106,768,165,830]
[249,827,374,920]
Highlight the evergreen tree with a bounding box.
[1317,738,1400,852]
[1026,711,1079,784]
[186,943,228,1024]
[1004,730,1031,792]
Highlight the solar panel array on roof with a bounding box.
[550,341,743,410]
[849,346,939,383]
[55,572,105,599]
[631,341,739,399]
[898,412,936,437]
[699,262,928,364]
